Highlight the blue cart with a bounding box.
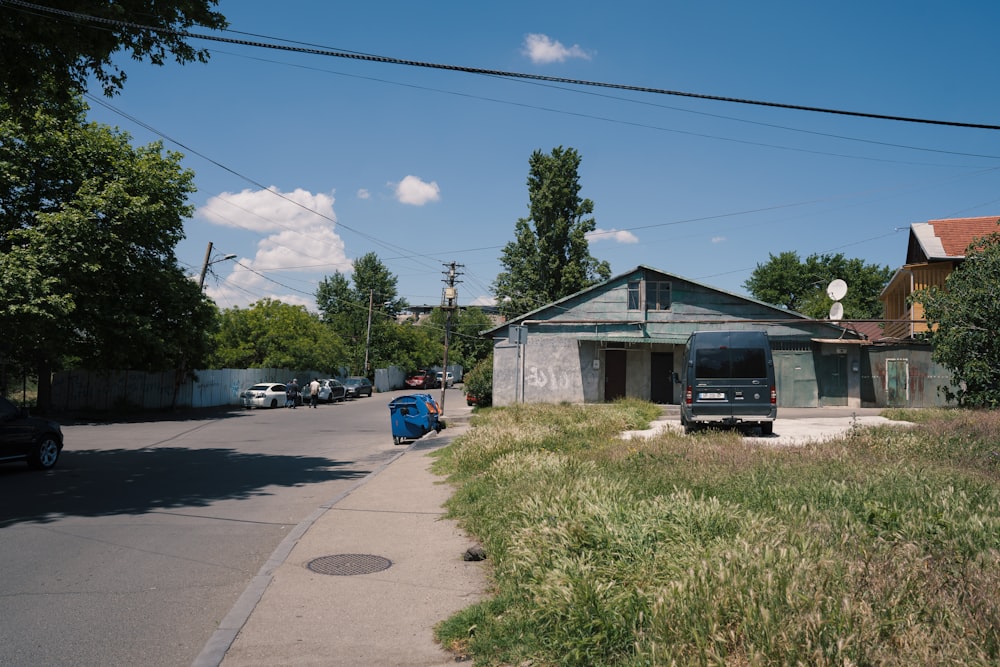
[388,394,443,445]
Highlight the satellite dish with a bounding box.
[829,302,844,322]
[827,279,848,301]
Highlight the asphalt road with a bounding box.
[0,389,426,667]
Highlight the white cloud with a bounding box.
[196,186,352,310]
[394,175,441,206]
[522,33,592,64]
[712,236,727,244]
[469,295,497,307]
[199,187,336,232]
[586,228,639,244]
[356,188,370,200]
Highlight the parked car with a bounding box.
[342,376,373,398]
[0,396,64,470]
[241,383,298,409]
[405,370,439,389]
[436,371,455,388]
[317,378,346,403]
[465,391,479,406]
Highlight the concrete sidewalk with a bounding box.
[193,403,484,667]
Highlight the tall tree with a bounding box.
[0,96,217,404]
[743,251,892,319]
[917,233,1000,407]
[315,252,411,376]
[493,147,611,319]
[0,0,227,109]
[210,298,346,371]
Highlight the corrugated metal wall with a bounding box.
[861,344,952,408]
[50,368,325,412]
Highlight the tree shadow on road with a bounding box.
[0,446,364,528]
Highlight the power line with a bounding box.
[8,0,1000,131]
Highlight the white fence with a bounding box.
[49,364,465,412]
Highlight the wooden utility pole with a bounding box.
[439,262,462,414]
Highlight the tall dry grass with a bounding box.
[434,402,1000,666]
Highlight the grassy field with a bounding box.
[432,401,1000,666]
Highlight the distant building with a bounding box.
[880,216,1000,339]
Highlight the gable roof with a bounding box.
[483,264,849,338]
[907,216,1000,263]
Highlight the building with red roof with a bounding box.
[881,216,1000,339]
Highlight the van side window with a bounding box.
[645,281,671,311]
[627,281,640,310]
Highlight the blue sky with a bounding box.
[83,1,1000,314]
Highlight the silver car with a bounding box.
[317,379,346,403]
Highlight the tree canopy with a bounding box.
[917,233,1000,407]
[210,298,347,372]
[424,306,495,371]
[493,147,611,319]
[0,0,227,108]
[743,250,893,320]
[315,252,424,375]
[0,96,217,401]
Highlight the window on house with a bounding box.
[645,281,671,311]
[627,281,640,310]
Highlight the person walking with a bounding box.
[309,378,320,408]
[285,379,300,409]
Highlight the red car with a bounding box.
[405,370,439,389]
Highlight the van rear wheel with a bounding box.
[761,422,773,436]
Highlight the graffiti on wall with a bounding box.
[525,366,572,389]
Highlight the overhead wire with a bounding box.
[9,0,1000,131]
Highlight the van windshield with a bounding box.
[695,347,767,379]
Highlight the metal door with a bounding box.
[604,349,626,401]
[886,358,909,407]
[650,352,674,403]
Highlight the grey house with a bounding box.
[487,266,866,408]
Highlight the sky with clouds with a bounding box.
[82,1,1000,314]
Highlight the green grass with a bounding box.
[432,400,1000,666]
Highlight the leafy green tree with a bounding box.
[917,233,1000,407]
[424,307,494,370]
[493,147,611,319]
[1,0,227,109]
[743,251,892,319]
[0,96,217,404]
[315,252,412,376]
[210,298,347,371]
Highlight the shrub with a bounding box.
[463,352,492,406]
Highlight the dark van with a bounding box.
[677,330,777,435]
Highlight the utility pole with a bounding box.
[363,288,374,376]
[439,262,463,415]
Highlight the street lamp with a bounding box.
[198,241,237,289]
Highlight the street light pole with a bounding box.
[198,241,237,289]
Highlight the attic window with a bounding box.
[627,281,640,310]
[646,281,672,311]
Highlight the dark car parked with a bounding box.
[0,396,64,470]
[342,376,373,398]
[405,370,439,390]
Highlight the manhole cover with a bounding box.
[307,553,392,576]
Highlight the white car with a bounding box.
[435,371,455,388]
[241,383,294,409]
